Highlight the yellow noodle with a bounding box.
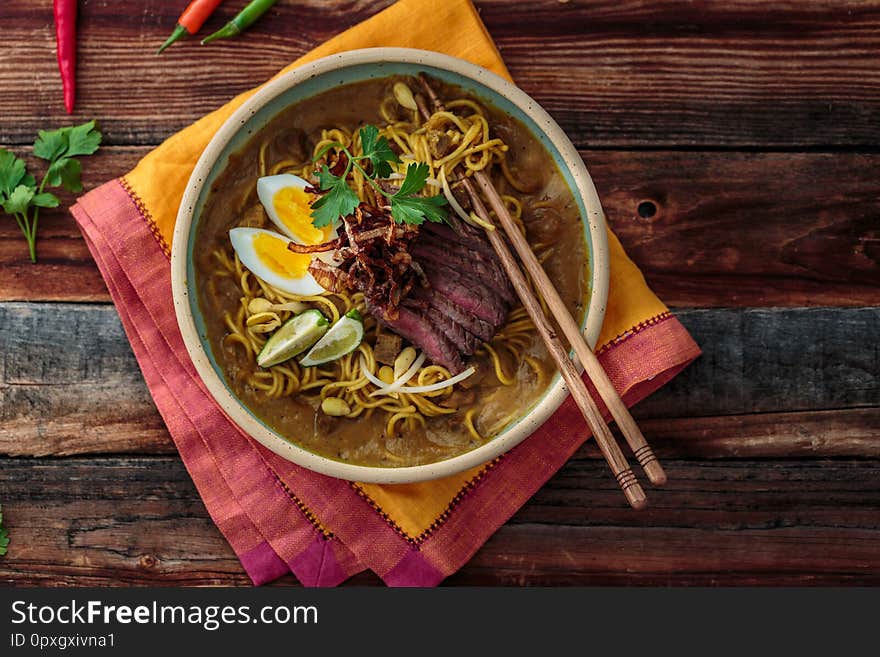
[236,189,255,215]
[523,355,546,384]
[212,248,235,273]
[467,211,496,232]
[500,156,533,194]
[386,406,419,437]
[446,99,486,117]
[464,408,483,442]
[480,343,517,385]
[258,140,270,177]
[269,159,300,175]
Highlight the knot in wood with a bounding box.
[636,200,659,220]
[138,554,159,570]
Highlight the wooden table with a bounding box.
[1,0,878,586]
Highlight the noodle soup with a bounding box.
[194,75,588,467]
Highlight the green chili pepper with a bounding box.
[201,0,279,44]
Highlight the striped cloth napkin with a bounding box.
[70,0,700,586]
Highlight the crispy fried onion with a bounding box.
[305,203,426,320]
[287,237,343,253]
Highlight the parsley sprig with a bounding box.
[0,504,9,557]
[310,125,447,228]
[0,120,102,262]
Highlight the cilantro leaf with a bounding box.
[395,162,430,197]
[45,157,82,192]
[64,120,102,157]
[33,127,69,161]
[34,120,102,162]
[388,163,448,225]
[0,504,7,557]
[359,125,399,179]
[2,121,101,263]
[0,148,29,198]
[2,185,35,215]
[310,165,359,228]
[391,194,448,225]
[31,192,61,208]
[316,164,340,191]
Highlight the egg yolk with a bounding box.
[253,233,311,279]
[273,187,335,245]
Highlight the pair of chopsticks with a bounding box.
[417,75,665,509]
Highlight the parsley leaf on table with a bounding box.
[0,504,9,557]
[45,157,83,192]
[1,185,35,216]
[0,149,31,196]
[0,120,102,262]
[34,120,102,161]
[63,120,103,158]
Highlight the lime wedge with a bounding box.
[257,309,328,368]
[299,308,364,367]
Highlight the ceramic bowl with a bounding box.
[171,47,609,484]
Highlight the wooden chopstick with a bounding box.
[461,178,647,509]
[415,74,653,507]
[472,174,667,486]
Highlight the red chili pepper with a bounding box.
[53,0,77,114]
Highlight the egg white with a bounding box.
[256,174,339,245]
[229,227,325,296]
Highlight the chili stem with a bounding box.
[158,0,225,54]
[158,25,188,54]
[201,0,278,44]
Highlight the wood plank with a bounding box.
[629,408,880,459]
[634,307,880,417]
[0,301,172,456]
[595,151,880,308]
[5,406,879,460]
[2,1,880,147]
[1,149,877,307]
[1,455,877,585]
[1,303,877,457]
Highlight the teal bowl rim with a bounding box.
[171,47,609,484]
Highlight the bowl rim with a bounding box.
[171,47,609,484]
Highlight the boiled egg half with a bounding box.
[229,227,325,296]
[256,174,338,246]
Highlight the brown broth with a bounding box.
[194,76,589,467]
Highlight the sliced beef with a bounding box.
[447,214,500,248]
[402,298,482,356]
[423,266,508,327]
[421,220,495,261]
[410,287,496,342]
[371,303,465,374]
[412,242,515,305]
